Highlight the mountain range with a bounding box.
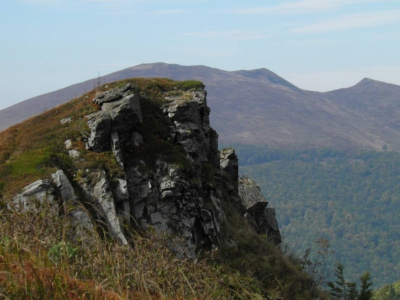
[2,63,400,151]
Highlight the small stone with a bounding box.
[69,150,80,158]
[64,139,72,149]
[60,117,72,125]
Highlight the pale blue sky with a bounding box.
[1,0,400,110]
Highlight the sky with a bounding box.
[1,0,400,110]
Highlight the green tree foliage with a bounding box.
[228,143,400,287]
[373,280,400,299]
[327,262,373,300]
[327,262,355,300]
[359,273,373,300]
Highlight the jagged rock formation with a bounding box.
[239,177,281,244]
[52,169,94,241]
[220,148,239,192]
[12,82,281,256]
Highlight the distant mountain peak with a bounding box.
[360,77,376,83]
[234,68,301,91]
[356,77,393,87]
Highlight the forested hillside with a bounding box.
[231,144,400,287]
[374,280,400,299]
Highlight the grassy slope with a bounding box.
[0,79,327,299]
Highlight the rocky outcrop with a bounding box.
[86,84,142,152]
[102,94,142,132]
[238,177,281,244]
[93,83,138,106]
[12,82,281,255]
[162,90,218,165]
[92,172,128,245]
[12,180,56,212]
[220,148,239,193]
[51,169,94,242]
[76,170,128,245]
[125,160,224,257]
[86,111,112,152]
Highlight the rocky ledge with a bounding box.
[12,82,281,257]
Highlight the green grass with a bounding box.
[174,80,205,91]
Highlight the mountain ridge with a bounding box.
[1,63,400,152]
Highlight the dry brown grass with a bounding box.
[0,200,264,299]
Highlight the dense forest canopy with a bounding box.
[225,144,400,288]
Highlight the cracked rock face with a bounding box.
[13,83,280,257]
[51,169,94,242]
[52,170,77,203]
[86,84,142,152]
[102,94,142,132]
[163,90,214,163]
[220,148,239,193]
[86,111,112,152]
[125,160,223,258]
[238,178,268,211]
[93,83,138,106]
[76,170,128,246]
[92,172,128,245]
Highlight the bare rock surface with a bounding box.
[12,180,56,211]
[51,169,94,241]
[86,111,112,152]
[12,83,280,256]
[239,177,282,244]
[80,170,128,245]
[220,148,239,192]
[162,91,212,163]
[102,94,142,132]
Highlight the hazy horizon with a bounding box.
[1,0,399,110]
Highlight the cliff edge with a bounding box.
[0,78,326,299]
[10,81,281,256]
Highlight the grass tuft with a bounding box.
[0,199,264,299]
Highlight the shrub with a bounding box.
[174,80,205,91]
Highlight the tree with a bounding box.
[327,262,373,300]
[327,262,357,300]
[358,272,373,300]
